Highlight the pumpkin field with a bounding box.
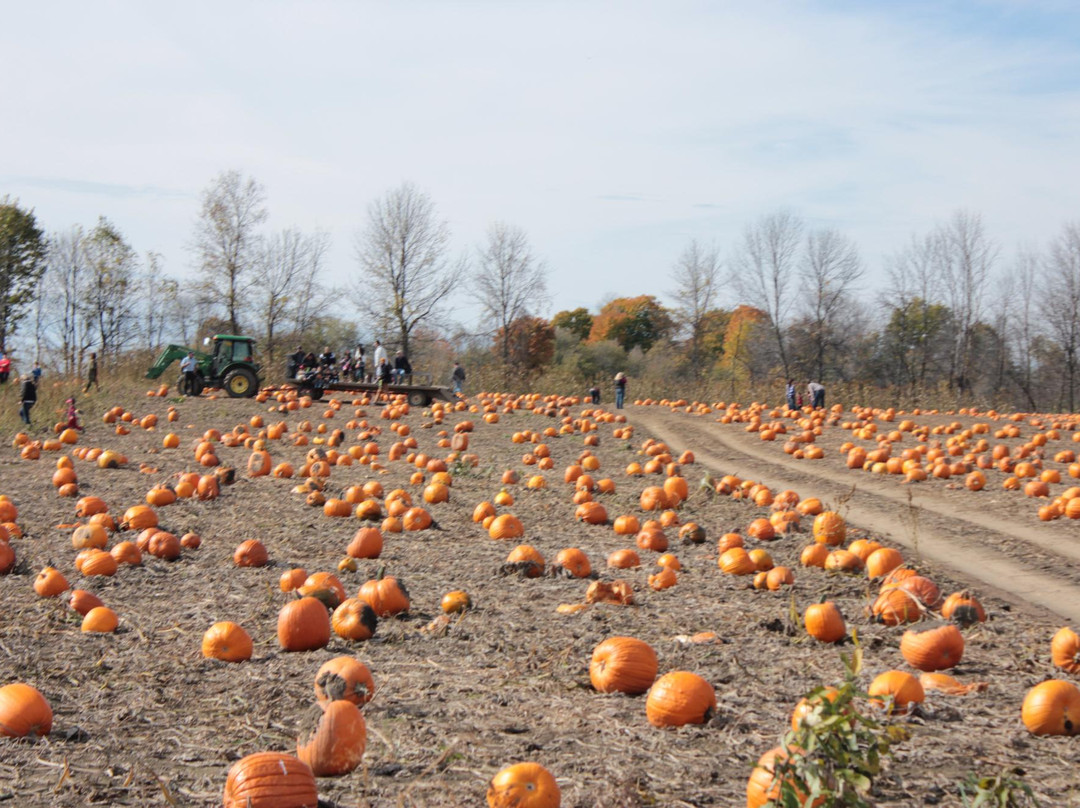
[2,388,1080,807]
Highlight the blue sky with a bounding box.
[3,1,1079,325]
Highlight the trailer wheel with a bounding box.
[407,390,429,407]
[224,367,258,398]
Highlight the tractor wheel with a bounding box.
[224,368,258,398]
[407,390,429,407]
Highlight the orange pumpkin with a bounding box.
[202,621,254,662]
[645,671,716,727]
[486,762,560,808]
[277,597,331,652]
[589,637,658,694]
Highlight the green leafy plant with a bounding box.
[959,769,1040,807]
[764,639,895,807]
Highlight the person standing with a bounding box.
[807,380,825,409]
[451,361,466,395]
[614,372,627,409]
[31,361,42,384]
[19,374,36,425]
[0,352,11,384]
[180,351,198,396]
[83,352,99,393]
[373,340,387,376]
[786,379,797,410]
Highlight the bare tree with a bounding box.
[670,239,722,380]
[474,222,548,368]
[191,170,268,334]
[352,183,464,358]
[81,217,139,360]
[1008,246,1040,410]
[799,228,862,380]
[44,227,90,375]
[730,210,803,378]
[933,210,998,393]
[254,228,329,366]
[881,233,945,393]
[141,252,177,351]
[1043,222,1080,410]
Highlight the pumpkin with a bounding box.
[868,670,925,714]
[34,567,69,597]
[678,522,706,544]
[941,590,987,627]
[299,572,347,609]
[358,575,410,617]
[71,523,108,550]
[202,621,253,662]
[81,605,119,633]
[344,527,383,560]
[871,587,923,626]
[918,672,989,696]
[646,671,716,727]
[812,511,846,545]
[865,547,904,579]
[110,541,142,565]
[613,515,640,536]
[486,762,560,808]
[639,486,669,511]
[81,550,118,577]
[277,597,332,652]
[69,589,104,616]
[121,505,157,532]
[280,568,308,593]
[505,545,545,577]
[746,745,821,808]
[0,683,53,737]
[402,507,433,531]
[441,590,472,614]
[800,543,830,568]
[790,687,841,732]
[148,531,181,560]
[554,548,591,578]
[648,567,678,590]
[589,637,657,695]
[718,547,756,576]
[222,752,317,808]
[331,599,378,642]
[1021,679,1080,735]
[804,602,846,643]
[1052,627,1080,674]
[75,496,108,517]
[247,450,272,477]
[575,501,607,525]
[233,539,269,567]
[891,575,942,610]
[314,656,375,706]
[297,700,367,777]
[607,549,640,569]
[900,623,965,671]
[488,514,524,540]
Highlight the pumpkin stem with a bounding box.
[375,564,385,581]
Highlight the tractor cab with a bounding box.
[210,335,256,376]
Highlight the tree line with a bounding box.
[1,177,1078,411]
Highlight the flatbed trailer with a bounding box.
[283,377,456,407]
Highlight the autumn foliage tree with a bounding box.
[495,315,555,379]
[587,296,673,353]
[552,307,593,342]
[718,305,769,383]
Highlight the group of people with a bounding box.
[587,372,628,409]
[4,350,98,428]
[287,339,475,392]
[786,379,826,410]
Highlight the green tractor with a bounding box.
[146,335,262,398]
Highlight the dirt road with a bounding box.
[629,407,1080,624]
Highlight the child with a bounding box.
[65,398,83,431]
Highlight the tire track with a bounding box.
[629,408,1080,625]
